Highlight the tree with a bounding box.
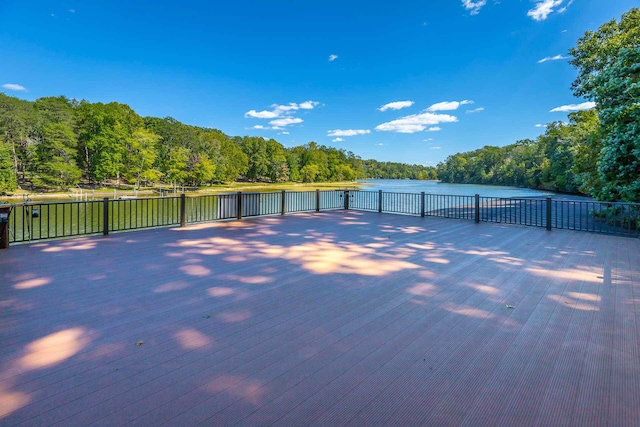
[0,141,17,194]
[124,129,162,188]
[569,8,640,201]
[34,123,82,189]
[76,101,144,184]
[216,139,248,182]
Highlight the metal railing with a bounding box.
[4,189,639,245]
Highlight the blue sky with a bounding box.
[0,0,636,165]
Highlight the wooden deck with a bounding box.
[1,211,639,426]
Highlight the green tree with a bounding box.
[124,129,162,188]
[216,139,248,182]
[0,141,17,194]
[569,8,640,201]
[76,102,144,184]
[34,123,82,189]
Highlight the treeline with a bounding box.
[438,8,640,203]
[437,110,600,195]
[0,95,436,194]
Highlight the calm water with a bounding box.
[358,179,558,198]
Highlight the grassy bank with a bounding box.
[1,181,364,203]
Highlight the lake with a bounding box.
[357,179,559,198]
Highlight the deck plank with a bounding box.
[1,211,638,427]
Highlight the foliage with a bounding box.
[437,111,600,195]
[570,8,640,202]
[0,94,430,191]
[0,141,17,194]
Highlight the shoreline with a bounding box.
[1,181,364,203]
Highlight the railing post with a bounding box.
[420,192,425,218]
[378,190,383,213]
[344,190,349,210]
[475,194,480,223]
[103,197,109,235]
[237,192,242,220]
[281,190,286,216]
[180,193,186,227]
[546,197,552,230]
[316,189,320,212]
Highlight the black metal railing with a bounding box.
[4,190,639,245]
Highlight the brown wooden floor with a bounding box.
[1,211,639,427]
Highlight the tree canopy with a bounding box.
[0,94,435,194]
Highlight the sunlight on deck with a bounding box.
[13,277,51,290]
[18,327,90,370]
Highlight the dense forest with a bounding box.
[0,94,437,194]
[438,8,640,202]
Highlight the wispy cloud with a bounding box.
[327,129,371,137]
[426,100,473,112]
[2,83,27,91]
[332,138,344,142]
[427,127,441,132]
[535,124,543,127]
[245,110,280,119]
[550,101,595,112]
[423,138,433,142]
[537,54,568,63]
[461,0,487,15]
[376,143,384,146]
[375,112,458,134]
[245,100,319,119]
[329,54,338,62]
[527,0,565,21]
[466,107,485,113]
[378,100,414,112]
[69,9,75,13]
[281,131,290,135]
[270,117,303,128]
[253,125,269,130]
[557,0,574,14]
[429,146,442,150]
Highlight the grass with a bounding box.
[2,181,366,203]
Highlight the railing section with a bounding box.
[6,190,639,244]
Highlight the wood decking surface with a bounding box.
[1,211,639,426]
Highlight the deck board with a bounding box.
[1,211,639,426]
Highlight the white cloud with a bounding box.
[423,138,433,142]
[527,0,564,21]
[281,131,290,135]
[332,138,344,142]
[550,101,596,112]
[461,0,487,15]
[2,83,27,91]
[298,101,319,109]
[535,124,543,127]
[378,100,414,112]
[327,129,371,137]
[557,0,574,14]
[69,9,75,13]
[427,127,441,132]
[538,54,568,63]
[426,100,473,112]
[375,112,458,134]
[245,100,319,119]
[429,146,442,150]
[329,54,338,62]
[376,143,384,146]
[466,107,485,113]
[269,117,303,127]
[253,125,269,130]
[245,110,280,119]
